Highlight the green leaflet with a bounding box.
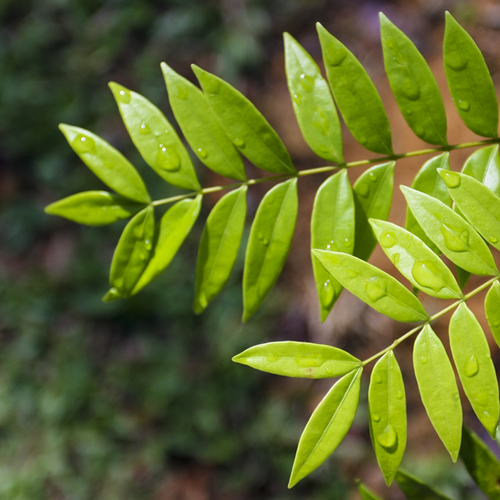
[243,179,298,322]
[132,196,202,294]
[370,219,462,300]
[358,483,383,500]
[193,187,247,314]
[311,170,355,322]
[109,82,200,191]
[109,206,155,298]
[462,145,500,196]
[449,303,500,437]
[413,325,462,461]
[192,65,295,174]
[161,63,247,182]
[59,124,150,203]
[368,352,406,486]
[317,23,393,155]
[485,281,500,348]
[283,33,343,163]
[288,368,362,488]
[395,470,453,500]
[312,250,428,323]
[232,341,360,379]
[444,12,499,139]
[461,426,500,500]
[354,162,395,261]
[380,14,447,146]
[402,186,498,276]
[405,153,451,255]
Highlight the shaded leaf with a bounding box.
[358,483,383,500]
[485,281,500,348]
[396,470,453,500]
[462,145,500,196]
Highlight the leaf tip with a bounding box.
[102,288,122,303]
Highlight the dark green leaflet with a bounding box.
[288,368,362,488]
[413,325,462,461]
[380,14,447,146]
[444,12,499,139]
[485,281,500,348]
[59,124,150,203]
[395,471,453,500]
[405,153,451,255]
[45,191,145,226]
[161,63,247,182]
[109,206,155,298]
[232,341,360,379]
[132,196,202,294]
[312,250,428,323]
[193,187,247,314]
[461,426,500,500]
[192,65,295,174]
[243,179,298,322]
[283,33,343,163]
[368,352,406,486]
[358,483,383,500]
[311,170,355,322]
[449,303,499,437]
[317,23,393,155]
[109,82,200,191]
[402,186,498,276]
[354,162,395,261]
[370,219,462,300]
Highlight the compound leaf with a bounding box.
[396,470,453,500]
[485,281,500,348]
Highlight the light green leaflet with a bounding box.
[109,206,155,298]
[395,471,453,500]
[311,171,355,322]
[192,65,295,174]
[109,82,200,191]
[402,186,498,276]
[317,23,393,155]
[232,341,360,379]
[283,33,343,163]
[193,187,247,314]
[380,14,447,146]
[132,196,202,295]
[370,219,462,300]
[368,352,406,486]
[485,281,500,348]
[405,153,451,255]
[312,250,428,323]
[444,12,499,139]
[243,179,298,322]
[354,162,395,261]
[161,63,247,182]
[59,124,150,203]
[449,303,499,437]
[288,367,362,488]
[462,145,500,196]
[358,483,383,500]
[413,325,462,461]
[461,426,500,500]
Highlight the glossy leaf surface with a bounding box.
[396,471,453,500]
[193,65,295,174]
[368,352,406,486]
[317,23,393,155]
[380,14,447,146]
[413,325,462,461]
[311,171,355,321]
[59,124,150,203]
[288,368,362,487]
[109,82,200,191]
[462,145,500,196]
[354,162,395,261]
[444,12,499,138]
[485,281,500,348]
[313,250,428,322]
[358,483,383,500]
[449,303,499,437]
[194,187,247,314]
[284,33,343,163]
[162,63,247,181]
[243,179,298,321]
[232,341,360,379]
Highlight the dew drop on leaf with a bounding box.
[446,55,468,71]
[317,144,331,155]
[205,78,220,95]
[374,374,382,384]
[117,88,132,104]
[156,144,181,172]
[292,93,302,105]
[392,252,401,265]
[321,280,335,308]
[440,224,469,252]
[372,413,381,422]
[397,391,404,399]
[144,239,152,250]
[411,260,444,293]
[266,355,278,363]
[441,171,461,188]
[258,232,264,241]
[294,355,324,368]
[328,46,347,67]
[299,73,315,91]
[139,122,151,135]
[401,79,420,101]
[380,231,396,249]
[377,425,397,449]
[134,224,144,239]
[365,276,388,302]
[464,355,479,377]
[419,355,428,364]
[233,138,245,148]
[458,100,470,111]
[72,134,96,154]
[357,182,370,197]
[197,148,208,159]
[490,236,498,244]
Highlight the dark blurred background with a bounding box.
[1,0,499,498]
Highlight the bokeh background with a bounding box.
[1,0,500,498]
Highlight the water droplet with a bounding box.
[134,224,144,239]
[359,136,367,145]
[407,109,412,115]
[156,144,181,172]
[266,355,278,363]
[369,171,378,182]
[458,100,470,111]
[145,239,152,250]
[344,237,352,248]
[263,239,269,246]
[372,413,381,422]
[321,280,335,308]
[72,134,96,154]
[325,366,332,374]
[356,182,370,197]
[415,125,424,136]
[464,355,479,377]
[401,78,420,101]
[377,425,397,449]
[490,235,498,244]
[412,260,444,293]
[380,231,396,249]
[392,252,401,265]
[293,93,302,105]
[365,276,388,302]
[294,355,324,368]
[446,55,468,71]
[299,73,315,91]
[197,147,208,159]
[374,375,382,384]
[177,86,189,100]
[328,46,347,66]
[317,144,331,155]
[441,224,469,252]
[233,138,245,148]
[326,240,337,251]
[258,232,264,241]
[397,391,404,399]
[205,78,220,95]
[420,355,428,364]
[117,88,131,104]
[441,171,461,188]
[139,122,151,135]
